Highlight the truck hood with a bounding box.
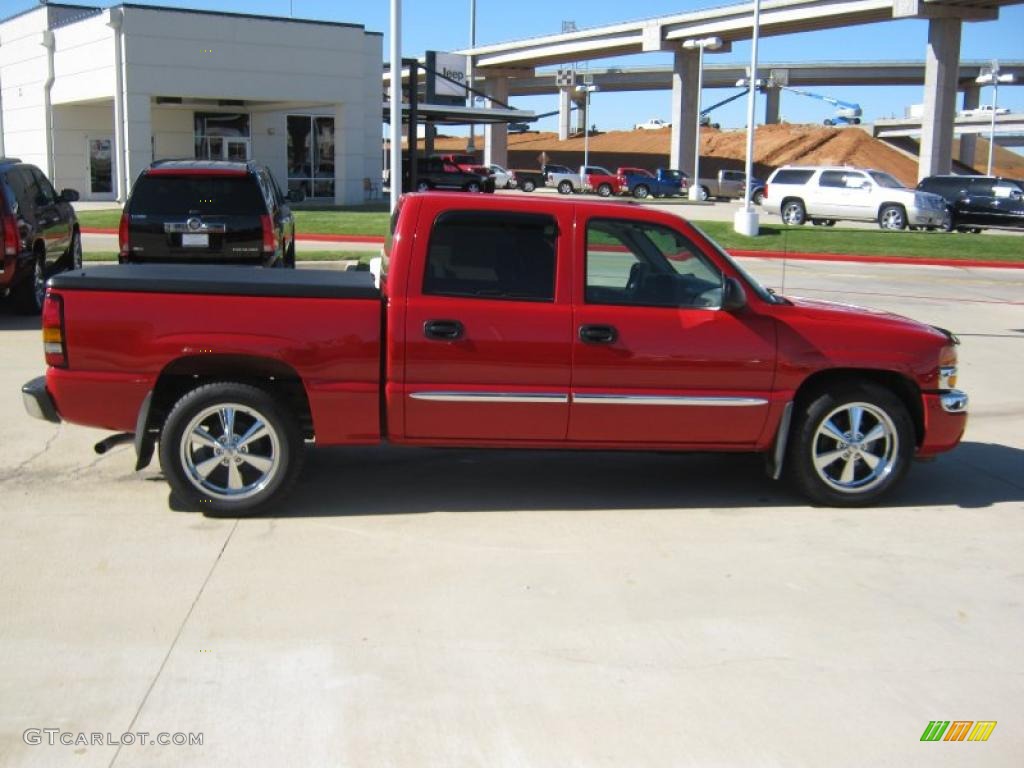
[783,295,949,342]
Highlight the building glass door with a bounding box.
[88,138,114,196]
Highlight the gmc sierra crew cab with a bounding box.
[23,193,967,515]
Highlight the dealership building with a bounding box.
[0,3,383,204]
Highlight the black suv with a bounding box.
[403,157,494,193]
[119,160,303,267]
[916,174,1024,232]
[0,158,80,314]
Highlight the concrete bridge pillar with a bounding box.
[918,17,962,180]
[958,85,980,169]
[484,76,509,168]
[764,87,781,125]
[558,88,572,140]
[670,49,699,175]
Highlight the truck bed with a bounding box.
[49,264,379,300]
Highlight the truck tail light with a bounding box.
[763,184,769,200]
[2,210,18,257]
[118,211,130,258]
[42,292,67,368]
[261,214,277,253]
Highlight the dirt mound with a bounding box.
[429,124,1021,183]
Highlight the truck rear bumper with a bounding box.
[22,376,61,424]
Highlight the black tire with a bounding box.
[752,189,765,206]
[465,181,481,193]
[521,179,536,193]
[878,204,907,231]
[632,184,650,199]
[597,183,612,198]
[786,382,914,507]
[557,180,574,195]
[13,252,47,315]
[61,230,83,271]
[698,186,710,202]
[781,199,806,226]
[159,382,304,516]
[415,180,431,192]
[284,242,296,269]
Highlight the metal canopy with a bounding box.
[382,101,535,125]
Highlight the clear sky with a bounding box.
[3,0,1022,131]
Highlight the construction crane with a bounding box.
[698,88,750,128]
[778,86,862,125]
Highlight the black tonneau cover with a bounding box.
[47,265,379,300]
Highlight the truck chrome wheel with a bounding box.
[786,382,913,506]
[160,382,303,516]
[810,402,898,494]
[879,205,906,230]
[179,403,281,501]
[781,200,806,226]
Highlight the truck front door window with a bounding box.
[585,219,722,309]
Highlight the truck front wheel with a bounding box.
[786,383,913,507]
[557,180,574,195]
[521,179,536,192]
[632,184,650,199]
[159,382,304,516]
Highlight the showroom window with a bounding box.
[288,115,335,198]
[194,113,251,161]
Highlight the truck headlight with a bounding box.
[938,345,958,389]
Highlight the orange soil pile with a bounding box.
[429,124,1023,183]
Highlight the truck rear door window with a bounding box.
[423,211,556,302]
[585,218,723,309]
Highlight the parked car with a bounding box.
[510,169,546,193]
[634,118,670,130]
[543,164,582,194]
[763,165,949,230]
[691,170,766,203]
[488,164,516,190]
[406,157,495,194]
[958,105,1010,119]
[119,160,301,268]
[0,157,80,314]
[25,192,967,515]
[617,167,688,199]
[916,175,1024,232]
[580,165,625,197]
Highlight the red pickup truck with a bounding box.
[23,193,967,514]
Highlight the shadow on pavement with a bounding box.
[240,440,1023,519]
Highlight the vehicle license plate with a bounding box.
[182,233,209,247]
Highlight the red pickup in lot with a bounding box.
[23,193,967,514]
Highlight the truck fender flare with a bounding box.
[133,390,156,471]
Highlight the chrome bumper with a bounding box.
[22,376,61,423]
[940,389,968,414]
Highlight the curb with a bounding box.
[80,227,1022,270]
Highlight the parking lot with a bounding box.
[1,257,1022,766]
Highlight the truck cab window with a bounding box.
[423,211,556,302]
[585,218,723,309]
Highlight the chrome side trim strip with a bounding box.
[571,394,768,407]
[409,392,569,404]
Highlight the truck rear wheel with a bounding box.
[786,382,913,507]
[632,184,650,199]
[521,179,536,192]
[557,180,574,195]
[597,183,612,197]
[159,382,304,516]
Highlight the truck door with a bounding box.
[569,214,776,446]
[401,205,573,441]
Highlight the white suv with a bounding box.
[763,166,950,230]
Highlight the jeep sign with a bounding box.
[431,52,469,99]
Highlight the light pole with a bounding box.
[467,0,477,152]
[975,61,1015,176]
[575,84,599,168]
[734,0,762,236]
[681,36,722,202]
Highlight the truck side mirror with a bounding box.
[722,277,747,312]
[60,188,80,203]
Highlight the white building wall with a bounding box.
[151,108,194,162]
[51,14,115,106]
[0,7,51,169]
[52,103,115,198]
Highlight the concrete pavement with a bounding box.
[1,259,1022,767]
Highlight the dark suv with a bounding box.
[0,158,80,314]
[119,160,303,267]
[916,174,1024,232]
[404,157,494,193]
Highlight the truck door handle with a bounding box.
[579,324,618,344]
[424,319,464,340]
